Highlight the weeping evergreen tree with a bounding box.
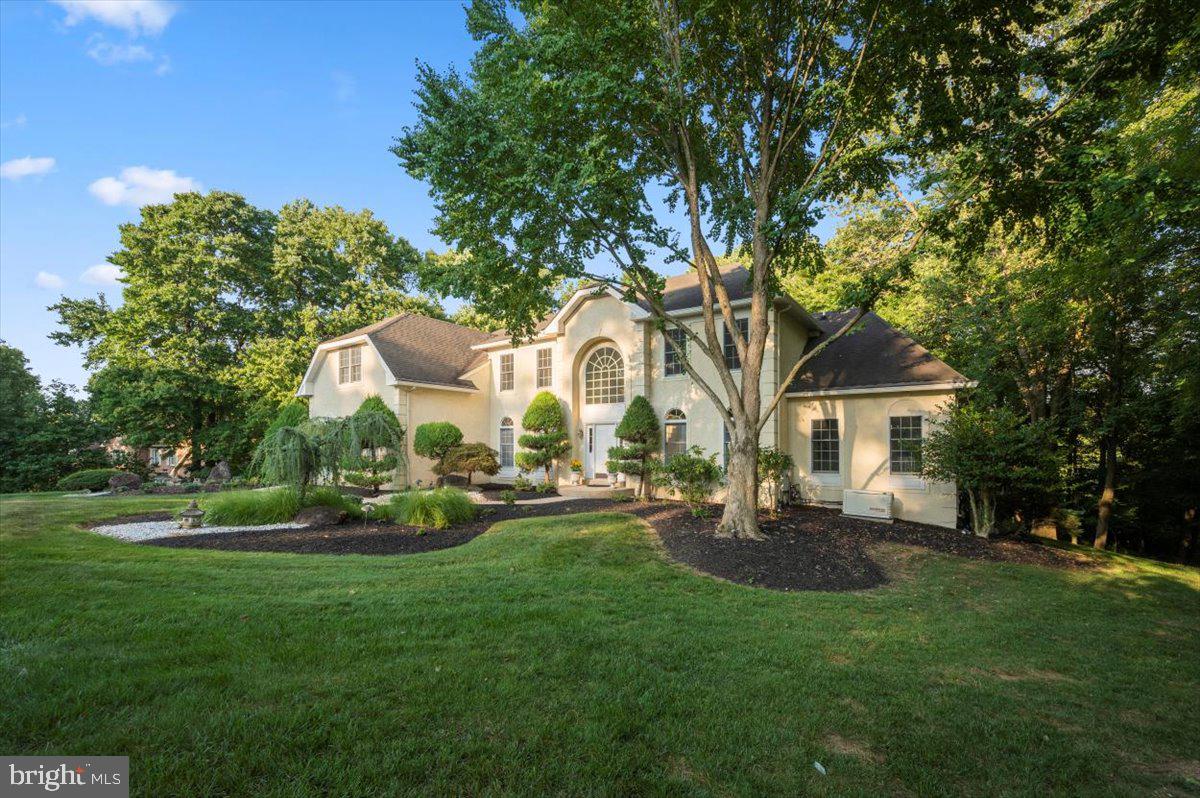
[343,395,407,494]
[606,396,660,500]
[253,397,406,497]
[252,425,322,499]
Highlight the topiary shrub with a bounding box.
[413,422,463,486]
[56,468,122,492]
[606,395,660,500]
[381,487,477,529]
[516,391,570,484]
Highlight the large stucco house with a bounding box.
[298,266,972,527]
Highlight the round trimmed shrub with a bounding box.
[56,468,122,492]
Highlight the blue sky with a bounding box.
[1,1,839,389]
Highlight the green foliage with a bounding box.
[499,489,517,506]
[303,486,366,521]
[413,422,463,484]
[606,396,660,499]
[382,487,477,529]
[343,454,399,493]
[252,426,323,498]
[55,468,122,493]
[341,396,406,492]
[512,474,534,491]
[201,487,300,526]
[264,400,309,439]
[516,392,570,482]
[922,402,1059,537]
[663,447,723,515]
[0,343,111,492]
[757,447,794,511]
[49,191,436,470]
[437,442,500,484]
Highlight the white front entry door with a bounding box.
[587,423,617,480]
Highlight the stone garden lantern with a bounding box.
[178,500,205,529]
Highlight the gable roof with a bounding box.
[787,310,969,393]
[320,313,493,390]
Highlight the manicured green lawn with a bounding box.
[2,492,1197,797]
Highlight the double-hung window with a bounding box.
[499,353,514,391]
[338,346,362,384]
[536,348,552,388]
[499,417,515,468]
[889,415,923,474]
[663,328,687,376]
[811,419,840,474]
[723,318,748,370]
[663,409,687,458]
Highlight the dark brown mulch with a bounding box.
[126,498,1096,591]
[141,499,614,556]
[480,488,560,501]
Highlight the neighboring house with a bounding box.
[104,438,191,478]
[297,266,972,527]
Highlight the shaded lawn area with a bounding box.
[2,493,1198,797]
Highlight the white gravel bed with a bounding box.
[91,520,307,543]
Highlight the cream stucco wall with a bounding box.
[785,390,959,528]
[307,343,401,418]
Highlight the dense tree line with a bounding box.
[0,343,109,492]
[50,192,451,472]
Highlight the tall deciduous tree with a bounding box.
[395,0,1047,537]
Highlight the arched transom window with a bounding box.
[584,346,624,405]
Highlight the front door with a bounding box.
[587,423,617,480]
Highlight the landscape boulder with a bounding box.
[293,505,346,527]
[108,472,143,492]
[207,460,232,486]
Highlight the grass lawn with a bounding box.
[2,492,1198,796]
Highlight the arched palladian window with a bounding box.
[664,409,687,458]
[499,417,515,468]
[584,346,624,405]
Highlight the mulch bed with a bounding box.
[97,500,1096,591]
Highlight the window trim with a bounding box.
[723,318,748,371]
[663,409,687,458]
[663,328,687,377]
[810,418,840,476]
[499,353,514,392]
[337,346,362,385]
[584,345,625,405]
[535,347,553,389]
[499,417,515,469]
[888,413,926,489]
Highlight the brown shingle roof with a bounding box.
[787,310,968,393]
[323,313,493,390]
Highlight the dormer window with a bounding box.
[338,346,362,384]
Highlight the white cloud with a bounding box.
[0,113,28,129]
[332,70,357,103]
[88,166,201,207]
[81,263,124,286]
[1,156,56,180]
[86,37,153,65]
[36,271,66,290]
[52,0,177,36]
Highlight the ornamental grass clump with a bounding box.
[201,487,301,525]
[383,487,477,529]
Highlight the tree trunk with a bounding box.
[1094,438,1117,549]
[716,433,764,539]
[967,487,996,538]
